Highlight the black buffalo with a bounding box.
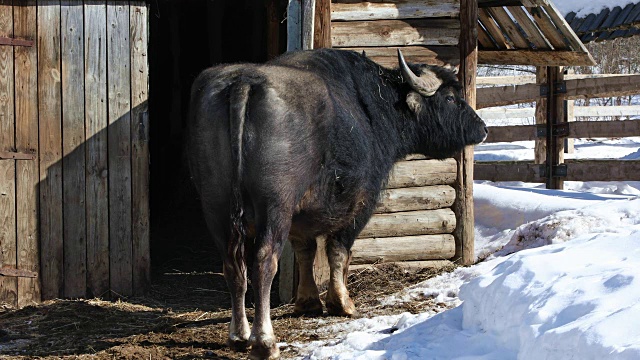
[187,48,487,359]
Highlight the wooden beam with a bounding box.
[346,45,460,67]
[475,160,640,182]
[478,105,640,119]
[349,260,454,272]
[375,185,456,213]
[484,120,640,143]
[302,0,315,49]
[506,6,550,49]
[478,50,596,66]
[526,6,567,50]
[358,209,456,239]
[331,19,460,47]
[477,74,640,108]
[287,0,302,51]
[486,7,529,48]
[387,158,457,188]
[351,234,456,265]
[477,73,632,86]
[478,8,511,49]
[331,0,459,21]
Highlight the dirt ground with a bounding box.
[0,250,456,360]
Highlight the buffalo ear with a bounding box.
[406,92,422,114]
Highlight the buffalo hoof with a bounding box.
[294,297,323,316]
[326,297,358,318]
[227,337,249,352]
[249,340,280,360]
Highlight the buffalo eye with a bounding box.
[446,95,455,104]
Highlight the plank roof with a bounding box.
[566,2,640,43]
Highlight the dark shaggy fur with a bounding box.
[186,48,487,359]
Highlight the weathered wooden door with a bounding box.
[0,1,150,309]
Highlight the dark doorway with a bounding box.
[148,0,288,272]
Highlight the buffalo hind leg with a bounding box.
[249,223,289,360]
[290,236,323,316]
[325,238,357,317]
[223,254,250,350]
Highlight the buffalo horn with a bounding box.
[397,49,442,97]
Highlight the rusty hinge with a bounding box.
[0,150,36,160]
[0,267,38,278]
[0,36,34,47]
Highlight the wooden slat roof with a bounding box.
[566,2,640,43]
[477,0,596,66]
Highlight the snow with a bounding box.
[554,0,638,18]
[291,132,640,359]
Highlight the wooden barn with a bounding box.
[0,0,593,308]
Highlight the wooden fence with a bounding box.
[475,71,640,186]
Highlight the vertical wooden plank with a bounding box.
[130,1,149,296]
[313,0,330,49]
[15,0,41,307]
[107,1,132,297]
[0,0,17,307]
[84,0,109,299]
[548,66,565,189]
[454,0,477,266]
[266,0,280,59]
[38,0,63,300]
[61,0,86,298]
[287,0,302,51]
[302,0,315,50]
[534,66,547,164]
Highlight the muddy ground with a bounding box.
[0,249,456,360]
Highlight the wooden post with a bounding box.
[313,0,330,49]
[546,66,565,189]
[453,0,477,266]
[267,0,281,60]
[565,99,575,154]
[535,66,547,164]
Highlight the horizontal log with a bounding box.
[479,50,595,67]
[344,45,460,68]
[351,234,455,265]
[376,185,455,213]
[331,0,459,21]
[478,74,640,109]
[477,74,633,86]
[331,19,460,48]
[478,105,640,120]
[474,159,640,182]
[349,259,454,271]
[358,208,456,238]
[484,120,640,143]
[387,158,457,188]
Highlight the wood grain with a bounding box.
[351,234,455,264]
[107,1,132,297]
[475,160,640,182]
[130,1,150,296]
[375,185,455,213]
[332,19,460,47]
[358,209,456,239]
[38,0,64,300]
[61,0,87,298]
[84,0,109,299]
[15,0,41,307]
[0,0,17,307]
[331,0,459,21]
[387,159,457,188]
[343,45,460,67]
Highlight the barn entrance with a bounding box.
[147,0,288,271]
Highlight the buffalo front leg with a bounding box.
[249,225,289,360]
[325,238,357,317]
[290,236,323,316]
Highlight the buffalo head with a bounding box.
[398,50,488,159]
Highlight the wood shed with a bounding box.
[0,0,593,308]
